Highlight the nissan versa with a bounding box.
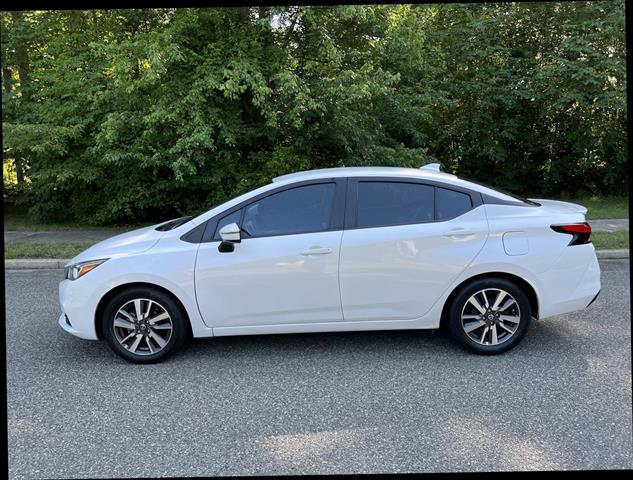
[59,165,601,363]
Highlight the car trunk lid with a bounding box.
[529,199,588,216]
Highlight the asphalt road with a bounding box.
[5,260,632,478]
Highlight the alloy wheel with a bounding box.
[113,298,173,355]
[460,288,521,346]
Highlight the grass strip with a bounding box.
[4,242,95,259]
[591,230,629,250]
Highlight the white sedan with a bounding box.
[58,165,601,362]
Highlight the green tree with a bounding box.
[1,3,627,225]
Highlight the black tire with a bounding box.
[102,287,187,363]
[448,277,531,355]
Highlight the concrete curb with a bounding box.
[4,249,630,270]
[5,259,69,270]
[595,249,630,259]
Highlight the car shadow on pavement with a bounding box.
[184,328,460,358]
[51,314,596,367]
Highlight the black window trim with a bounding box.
[182,178,347,243]
[344,177,483,230]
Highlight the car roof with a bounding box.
[272,166,522,203]
[272,166,458,183]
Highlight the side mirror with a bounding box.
[219,222,241,243]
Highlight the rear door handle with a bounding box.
[300,246,332,256]
[443,227,475,238]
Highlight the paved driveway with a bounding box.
[5,260,632,478]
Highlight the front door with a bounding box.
[195,181,345,330]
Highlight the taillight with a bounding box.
[550,223,592,246]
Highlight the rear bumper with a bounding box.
[537,244,601,319]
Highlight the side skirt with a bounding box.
[210,318,438,337]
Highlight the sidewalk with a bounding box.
[590,219,629,232]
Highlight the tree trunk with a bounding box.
[10,11,30,187]
[1,66,13,100]
[11,12,30,102]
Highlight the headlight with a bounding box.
[65,259,108,280]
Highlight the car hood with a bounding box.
[67,224,167,266]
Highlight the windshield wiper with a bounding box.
[155,216,193,231]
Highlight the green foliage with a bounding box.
[1,3,627,225]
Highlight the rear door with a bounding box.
[339,178,488,322]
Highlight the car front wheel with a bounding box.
[448,277,532,354]
[102,287,187,363]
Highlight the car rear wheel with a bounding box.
[448,277,532,354]
[102,287,187,363]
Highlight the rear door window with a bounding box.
[356,182,434,228]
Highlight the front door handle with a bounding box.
[300,246,333,256]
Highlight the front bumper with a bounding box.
[57,312,92,339]
[586,289,601,308]
[58,278,100,340]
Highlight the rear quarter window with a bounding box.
[436,188,472,220]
